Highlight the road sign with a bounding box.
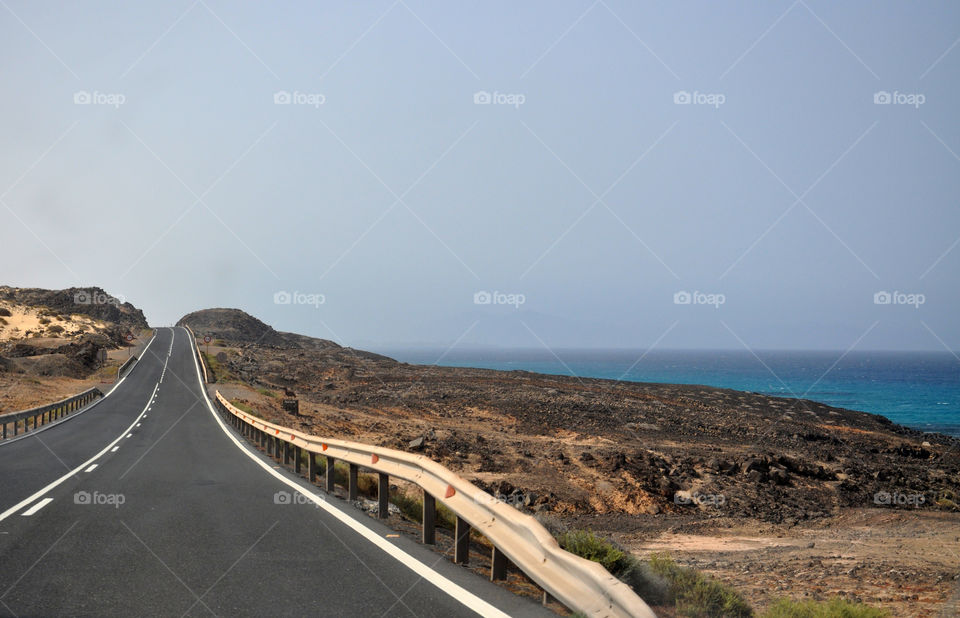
[125,334,134,342]
[203,335,212,344]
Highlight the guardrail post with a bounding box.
[377,473,389,519]
[308,452,318,483]
[422,492,436,545]
[295,445,302,474]
[348,464,358,501]
[491,546,508,581]
[283,441,291,466]
[454,517,471,564]
[325,456,336,492]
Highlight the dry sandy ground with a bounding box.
[0,331,152,414]
[620,510,960,617]
[0,302,110,342]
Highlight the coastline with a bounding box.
[376,347,960,438]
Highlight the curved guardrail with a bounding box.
[213,391,655,618]
[0,387,103,440]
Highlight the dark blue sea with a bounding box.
[377,349,960,437]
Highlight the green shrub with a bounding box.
[555,530,671,606]
[391,492,423,522]
[761,597,889,618]
[559,530,631,574]
[230,399,253,413]
[649,554,753,617]
[257,387,277,398]
[46,324,64,334]
[356,473,379,497]
[38,317,50,325]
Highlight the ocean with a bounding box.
[376,349,960,438]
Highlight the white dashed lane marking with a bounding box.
[21,498,53,516]
[85,464,98,472]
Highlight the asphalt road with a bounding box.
[0,327,551,617]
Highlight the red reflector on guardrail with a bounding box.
[445,485,456,499]
[371,454,379,464]
[275,429,279,435]
[290,434,295,440]
[321,444,328,451]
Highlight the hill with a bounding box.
[0,285,149,378]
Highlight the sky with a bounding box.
[1,1,958,352]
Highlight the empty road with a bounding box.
[0,327,549,617]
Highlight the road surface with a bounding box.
[0,327,550,617]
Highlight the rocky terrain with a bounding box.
[0,286,150,410]
[181,308,960,616]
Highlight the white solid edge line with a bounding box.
[0,332,158,449]
[0,381,158,522]
[183,327,510,618]
[21,498,53,516]
[85,464,98,472]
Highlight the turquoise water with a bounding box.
[378,349,960,437]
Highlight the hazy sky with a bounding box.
[2,1,958,352]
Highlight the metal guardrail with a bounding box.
[117,355,137,380]
[212,390,655,617]
[0,388,103,440]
